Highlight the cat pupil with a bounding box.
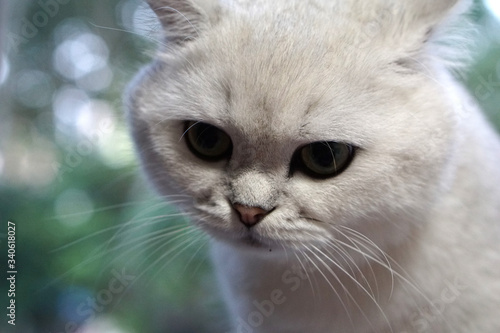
[311,144,335,168]
[196,125,218,149]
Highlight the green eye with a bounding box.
[185,121,232,161]
[295,141,354,178]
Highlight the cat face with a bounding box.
[127,0,465,253]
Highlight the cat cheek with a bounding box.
[193,189,215,206]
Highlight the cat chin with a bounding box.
[218,236,284,255]
[199,223,337,260]
[195,222,290,255]
[203,227,273,249]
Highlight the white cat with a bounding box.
[125,0,500,332]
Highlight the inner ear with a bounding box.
[146,0,217,46]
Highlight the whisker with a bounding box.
[309,244,393,333]
[330,227,436,314]
[291,249,318,300]
[301,246,354,328]
[130,229,204,288]
[320,239,378,300]
[102,200,189,252]
[44,223,192,291]
[102,224,194,270]
[46,195,187,220]
[113,230,205,307]
[181,236,210,278]
[51,209,187,253]
[328,228,382,298]
[87,21,169,49]
[154,232,205,279]
[179,120,201,142]
[334,226,394,296]
[136,226,197,265]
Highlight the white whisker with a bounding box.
[301,246,355,328]
[309,244,393,333]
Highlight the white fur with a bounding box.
[126,0,500,332]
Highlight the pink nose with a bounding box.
[233,204,269,227]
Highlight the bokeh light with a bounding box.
[0,152,4,175]
[53,31,111,88]
[54,188,95,227]
[485,0,500,21]
[0,53,9,85]
[1,134,57,188]
[53,86,91,138]
[118,0,160,40]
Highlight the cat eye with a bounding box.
[293,141,354,178]
[184,121,233,161]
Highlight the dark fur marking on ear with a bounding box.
[423,27,434,44]
[391,58,422,75]
[146,0,205,46]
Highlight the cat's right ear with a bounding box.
[146,0,219,46]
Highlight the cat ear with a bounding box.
[364,0,473,67]
[146,0,219,46]
[401,0,472,29]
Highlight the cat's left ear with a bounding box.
[374,0,473,66]
[401,0,472,29]
[146,0,219,46]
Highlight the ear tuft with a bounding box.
[405,0,472,28]
[362,0,474,70]
[405,0,474,68]
[146,0,218,46]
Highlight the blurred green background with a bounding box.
[0,0,499,332]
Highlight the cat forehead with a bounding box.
[144,0,427,144]
[170,19,383,126]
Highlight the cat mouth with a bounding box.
[234,230,286,252]
[203,224,275,250]
[240,233,265,247]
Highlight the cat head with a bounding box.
[126,0,470,253]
